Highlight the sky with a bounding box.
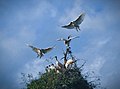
[0,0,120,89]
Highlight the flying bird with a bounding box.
[57,35,79,47]
[62,13,85,32]
[26,44,55,58]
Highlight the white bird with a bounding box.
[26,44,55,58]
[49,64,56,70]
[54,66,61,73]
[54,56,66,72]
[62,13,85,32]
[65,59,77,69]
[54,56,64,69]
[57,35,79,47]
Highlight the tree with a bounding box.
[26,68,98,89]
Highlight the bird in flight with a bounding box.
[62,13,85,32]
[57,35,79,47]
[26,44,55,58]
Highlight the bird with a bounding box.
[65,59,77,69]
[26,44,55,58]
[54,56,66,72]
[62,13,85,32]
[54,56,64,69]
[49,64,56,70]
[57,35,79,47]
[45,66,49,72]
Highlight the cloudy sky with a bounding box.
[0,0,120,89]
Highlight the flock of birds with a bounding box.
[26,13,85,73]
[45,56,77,73]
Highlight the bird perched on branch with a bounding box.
[26,44,55,58]
[62,13,85,32]
[54,56,66,72]
[57,35,79,47]
[65,59,77,69]
[54,56,64,69]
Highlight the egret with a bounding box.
[65,59,77,69]
[26,44,55,58]
[62,13,85,32]
[57,35,79,47]
[54,56,66,72]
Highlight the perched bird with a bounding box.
[49,64,56,70]
[54,56,66,73]
[45,66,49,72]
[26,44,55,58]
[45,64,56,72]
[62,13,85,32]
[54,56,64,69]
[57,35,79,47]
[65,59,77,69]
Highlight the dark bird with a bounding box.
[26,44,55,58]
[62,13,85,32]
[57,35,79,47]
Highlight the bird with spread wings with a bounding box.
[57,35,79,47]
[26,44,55,58]
[62,13,85,32]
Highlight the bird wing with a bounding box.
[62,22,74,29]
[57,38,66,41]
[70,36,79,40]
[26,44,41,53]
[73,13,85,25]
[42,46,55,54]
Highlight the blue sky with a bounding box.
[0,0,120,89]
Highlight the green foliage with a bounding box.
[25,67,97,89]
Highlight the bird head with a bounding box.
[54,56,58,60]
[51,63,54,66]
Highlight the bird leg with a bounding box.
[75,27,79,32]
[77,26,81,31]
[76,26,80,31]
[37,54,39,58]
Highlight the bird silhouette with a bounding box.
[57,35,79,47]
[62,13,85,32]
[26,44,55,58]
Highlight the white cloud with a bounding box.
[0,27,36,58]
[59,0,84,24]
[16,1,57,23]
[88,57,105,74]
[22,59,45,75]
